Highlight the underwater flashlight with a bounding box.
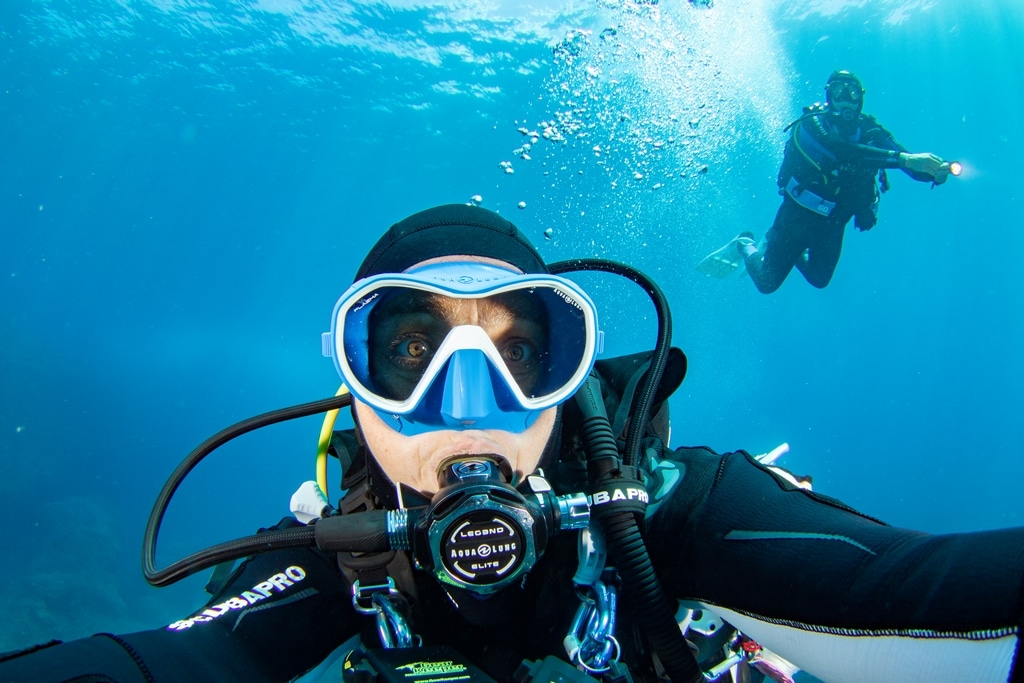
[948,161,963,177]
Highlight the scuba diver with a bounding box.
[2,203,1022,683]
[698,70,960,293]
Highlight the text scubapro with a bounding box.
[167,565,307,631]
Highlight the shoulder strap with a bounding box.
[593,347,686,443]
[554,348,685,492]
[560,347,686,447]
[327,430,421,609]
[329,431,360,484]
[783,103,826,133]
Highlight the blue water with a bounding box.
[2,0,1022,656]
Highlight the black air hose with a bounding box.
[555,259,699,680]
[143,393,352,586]
[575,378,702,683]
[147,525,317,587]
[549,259,672,468]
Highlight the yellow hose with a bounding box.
[316,384,350,496]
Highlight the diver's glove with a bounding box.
[854,210,877,231]
[898,152,950,185]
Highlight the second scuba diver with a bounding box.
[699,70,959,293]
[2,204,1021,683]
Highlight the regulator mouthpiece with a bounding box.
[436,455,513,490]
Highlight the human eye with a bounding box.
[500,337,546,397]
[366,329,437,401]
[502,339,536,365]
[389,334,434,368]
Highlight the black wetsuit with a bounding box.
[3,443,1023,682]
[745,107,934,294]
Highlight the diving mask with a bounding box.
[323,262,603,435]
[827,80,863,121]
[827,80,863,104]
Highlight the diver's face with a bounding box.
[355,255,557,496]
[828,82,863,121]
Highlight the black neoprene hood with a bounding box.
[355,204,549,280]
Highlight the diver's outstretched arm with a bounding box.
[0,520,358,682]
[649,447,1023,682]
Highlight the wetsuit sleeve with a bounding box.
[648,447,1024,682]
[0,519,360,683]
[846,119,938,182]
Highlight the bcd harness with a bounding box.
[780,104,889,222]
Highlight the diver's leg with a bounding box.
[796,217,846,289]
[745,199,808,294]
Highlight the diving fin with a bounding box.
[696,232,754,279]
